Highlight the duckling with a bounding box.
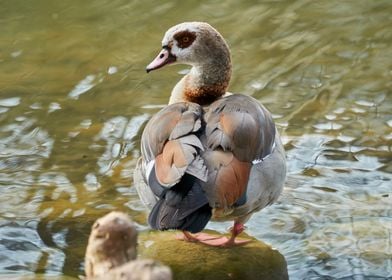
[85,211,172,279]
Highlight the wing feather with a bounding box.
[202,94,276,211]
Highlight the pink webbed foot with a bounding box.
[195,235,252,247]
[176,231,221,243]
[176,222,252,247]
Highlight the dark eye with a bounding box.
[174,31,196,49]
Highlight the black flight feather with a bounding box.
[147,169,212,233]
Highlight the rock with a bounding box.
[138,230,288,280]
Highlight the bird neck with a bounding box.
[169,59,232,106]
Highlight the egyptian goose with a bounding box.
[134,22,286,247]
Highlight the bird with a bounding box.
[85,211,172,279]
[134,22,286,247]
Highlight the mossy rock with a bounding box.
[138,230,288,280]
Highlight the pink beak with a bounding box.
[146,48,176,73]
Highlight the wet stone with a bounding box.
[138,230,288,280]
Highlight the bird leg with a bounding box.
[177,222,252,247]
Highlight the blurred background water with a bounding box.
[0,0,391,279]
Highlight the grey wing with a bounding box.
[140,102,207,187]
[134,102,212,233]
[227,130,287,223]
[202,94,281,213]
[134,157,157,210]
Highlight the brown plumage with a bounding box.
[203,150,251,209]
[135,22,286,246]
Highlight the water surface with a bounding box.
[0,0,391,279]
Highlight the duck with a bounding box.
[134,22,286,247]
[85,211,172,279]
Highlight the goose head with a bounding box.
[146,22,232,105]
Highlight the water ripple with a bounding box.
[0,0,391,279]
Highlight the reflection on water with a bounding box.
[0,0,391,279]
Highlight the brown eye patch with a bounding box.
[173,30,196,49]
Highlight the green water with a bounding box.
[0,0,391,279]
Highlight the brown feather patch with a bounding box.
[155,140,187,185]
[147,111,182,156]
[218,111,261,161]
[184,74,228,105]
[203,150,251,209]
[215,156,251,208]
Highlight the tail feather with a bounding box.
[148,173,212,233]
